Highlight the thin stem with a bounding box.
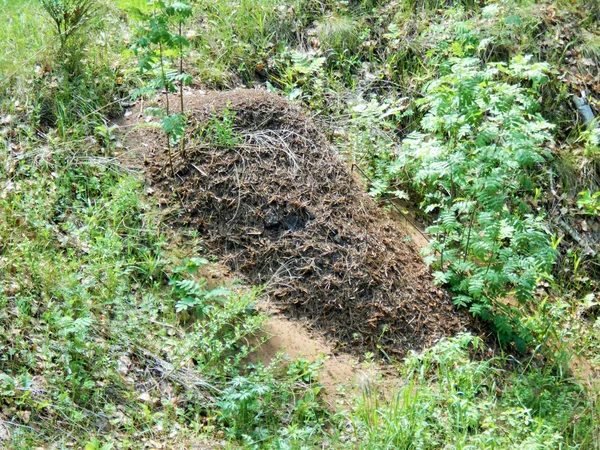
[179,21,184,116]
[484,240,497,277]
[439,232,446,268]
[167,140,175,178]
[463,205,477,263]
[179,20,186,158]
[159,41,174,177]
[159,41,170,116]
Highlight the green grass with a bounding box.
[0,147,329,448]
[0,0,49,92]
[316,14,361,56]
[186,0,310,85]
[340,335,598,449]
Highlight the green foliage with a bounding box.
[0,144,329,447]
[0,0,48,84]
[161,112,187,144]
[94,124,119,153]
[369,55,557,347]
[84,437,114,450]
[195,107,242,148]
[217,363,325,443]
[1,0,135,137]
[316,14,361,58]
[39,0,96,50]
[576,126,600,158]
[164,260,329,446]
[186,0,316,85]
[406,0,479,11]
[269,51,327,101]
[577,190,600,215]
[130,0,193,83]
[131,0,194,166]
[0,154,167,445]
[169,258,232,316]
[3,0,600,447]
[340,334,596,449]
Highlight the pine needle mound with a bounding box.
[122,89,474,357]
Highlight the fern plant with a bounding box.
[269,51,326,101]
[169,257,232,318]
[376,56,557,348]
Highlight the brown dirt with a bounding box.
[250,306,364,408]
[170,257,395,409]
[255,310,402,409]
[119,88,476,359]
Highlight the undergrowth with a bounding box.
[342,334,598,449]
[0,146,328,448]
[366,55,558,348]
[319,1,600,355]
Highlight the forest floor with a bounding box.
[1,0,600,448]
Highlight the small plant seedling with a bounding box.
[577,190,600,215]
[40,0,96,51]
[95,124,118,154]
[131,0,193,176]
[197,106,242,148]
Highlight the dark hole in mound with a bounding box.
[263,204,311,236]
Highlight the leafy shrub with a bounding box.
[369,55,557,347]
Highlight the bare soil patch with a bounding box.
[119,88,475,359]
[250,306,362,407]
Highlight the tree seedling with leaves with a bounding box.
[131,0,193,176]
[39,0,96,51]
[372,55,557,349]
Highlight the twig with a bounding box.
[190,163,207,176]
[557,218,597,256]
